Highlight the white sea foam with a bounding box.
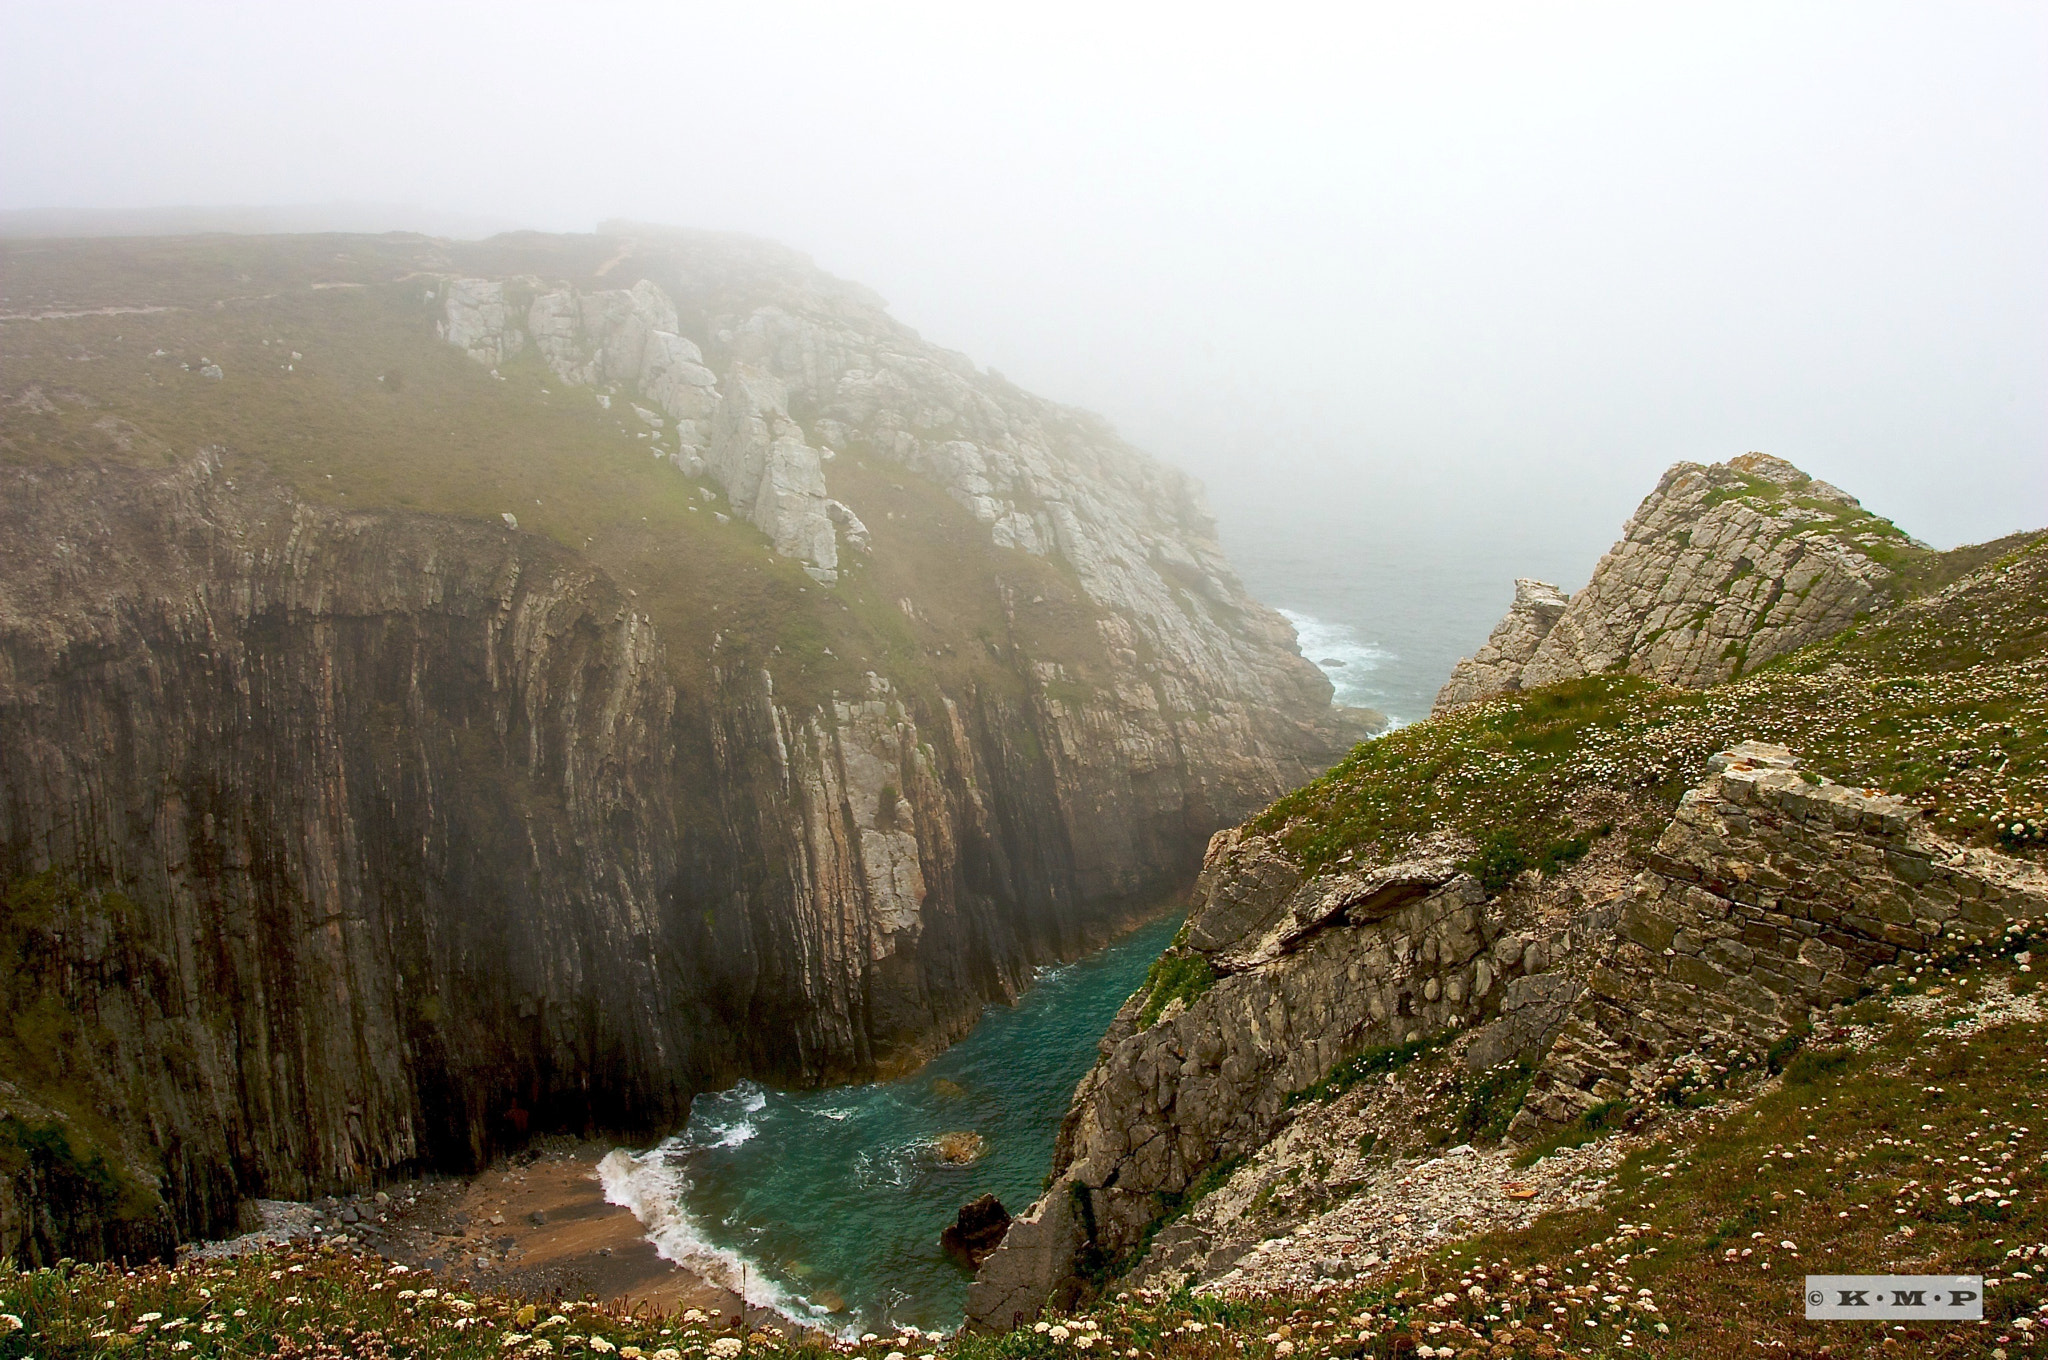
[597,1142,839,1331]
[682,1081,765,1149]
[1279,608,1393,710]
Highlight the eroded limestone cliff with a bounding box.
[0,228,1369,1264]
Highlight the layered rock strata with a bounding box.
[1515,743,2048,1135]
[968,743,2042,1325]
[965,827,1614,1327]
[1435,454,1912,712]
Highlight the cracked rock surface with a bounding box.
[1436,453,1913,712]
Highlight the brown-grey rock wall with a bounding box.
[965,829,1608,1328]
[0,449,1340,1265]
[1515,744,2048,1134]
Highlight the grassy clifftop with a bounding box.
[1255,532,2047,878]
[0,235,1101,715]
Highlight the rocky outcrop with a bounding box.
[703,365,840,577]
[523,279,722,458]
[1433,579,1568,710]
[970,736,2045,1322]
[436,231,1351,738]
[1514,742,2048,1135]
[965,829,1610,1327]
[1433,577,1572,712]
[941,1193,1011,1269]
[1434,454,1915,712]
[439,278,525,367]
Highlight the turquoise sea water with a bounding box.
[599,912,1183,1335]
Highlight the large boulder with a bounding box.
[941,1194,1012,1269]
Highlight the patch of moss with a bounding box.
[1134,950,1216,1030]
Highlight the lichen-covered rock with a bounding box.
[1436,453,1916,711]
[1514,745,2048,1136]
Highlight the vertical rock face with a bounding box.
[0,457,692,1256]
[0,228,1374,1264]
[1434,453,1914,712]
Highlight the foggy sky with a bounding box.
[4,2,2044,559]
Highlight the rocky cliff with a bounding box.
[968,733,2045,1325]
[967,470,2045,1327]
[1434,453,1916,712]
[0,228,1370,1264]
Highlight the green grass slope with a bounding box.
[0,233,1108,715]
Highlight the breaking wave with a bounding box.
[1281,608,1397,714]
[596,1141,828,1329]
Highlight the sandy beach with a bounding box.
[290,1140,783,1326]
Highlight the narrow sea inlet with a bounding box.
[600,913,1185,1335]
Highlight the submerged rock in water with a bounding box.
[934,1132,988,1164]
[941,1194,1011,1268]
[931,1078,967,1100]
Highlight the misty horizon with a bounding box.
[5,3,2044,570]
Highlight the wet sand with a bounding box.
[378,1142,760,1323]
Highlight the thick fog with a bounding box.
[4,2,2043,558]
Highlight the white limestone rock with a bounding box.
[439,278,524,366]
[1436,453,1909,708]
[437,251,1366,795]
[707,366,839,571]
[826,499,871,554]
